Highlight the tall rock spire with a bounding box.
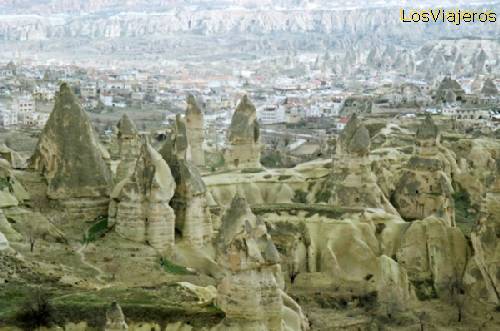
[115,114,140,183]
[159,115,213,247]
[225,95,261,169]
[30,82,111,219]
[185,94,205,167]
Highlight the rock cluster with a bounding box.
[160,115,213,247]
[329,114,396,213]
[215,195,308,331]
[109,141,176,251]
[393,115,455,225]
[29,83,111,219]
[225,95,261,170]
[185,94,205,168]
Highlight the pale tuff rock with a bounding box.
[0,144,25,169]
[480,78,498,97]
[115,114,141,183]
[225,95,261,170]
[463,158,500,304]
[445,89,456,104]
[282,210,415,312]
[396,216,468,297]
[0,160,29,204]
[173,114,191,161]
[185,94,205,167]
[0,231,9,250]
[105,302,128,331]
[160,116,213,247]
[329,114,396,213]
[110,141,176,251]
[29,83,111,218]
[393,115,455,225]
[215,195,308,331]
[434,76,465,103]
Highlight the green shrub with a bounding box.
[261,151,283,168]
[160,258,194,275]
[453,191,478,236]
[292,189,308,203]
[83,216,109,243]
[14,289,55,331]
[0,177,11,191]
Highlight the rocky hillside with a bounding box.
[0,3,498,41]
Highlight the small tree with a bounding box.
[15,288,54,330]
[448,274,465,322]
[25,221,43,253]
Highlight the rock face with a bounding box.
[0,144,25,169]
[109,141,176,251]
[160,116,213,248]
[397,216,468,298]
[464,158,500,304]
[105,302,128,331]
[29,83,111,219]
[434,76,465,103]
[0,231,8,250]
[185,94,205,168]
[225,95,261,170]
[393,115,455,225]
[115,114,141,183]
[329,114,396,213]
[215,195,308,331]
[480,78,498,97]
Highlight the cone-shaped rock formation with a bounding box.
[225,95,261,169]
[30,82,111,218]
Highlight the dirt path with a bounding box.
[75,243,110,289]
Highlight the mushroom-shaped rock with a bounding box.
[117,114,138,137]
[160,117,213,247]
[115,114,140,183]
[215,195,307,330]
[110,141,176,251]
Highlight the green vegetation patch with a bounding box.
[160,258,195,275]
[261,151,283,168]
[453,191,479,237]
[292,189,308,203]
[1,283,223,330]
[83,216,109,243]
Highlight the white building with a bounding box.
[15,95,35,115]
[81,83,97,99]
[0,106,18,127]
[305,105,321,118]
[15,95,35,125]
[258,105,286,124]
